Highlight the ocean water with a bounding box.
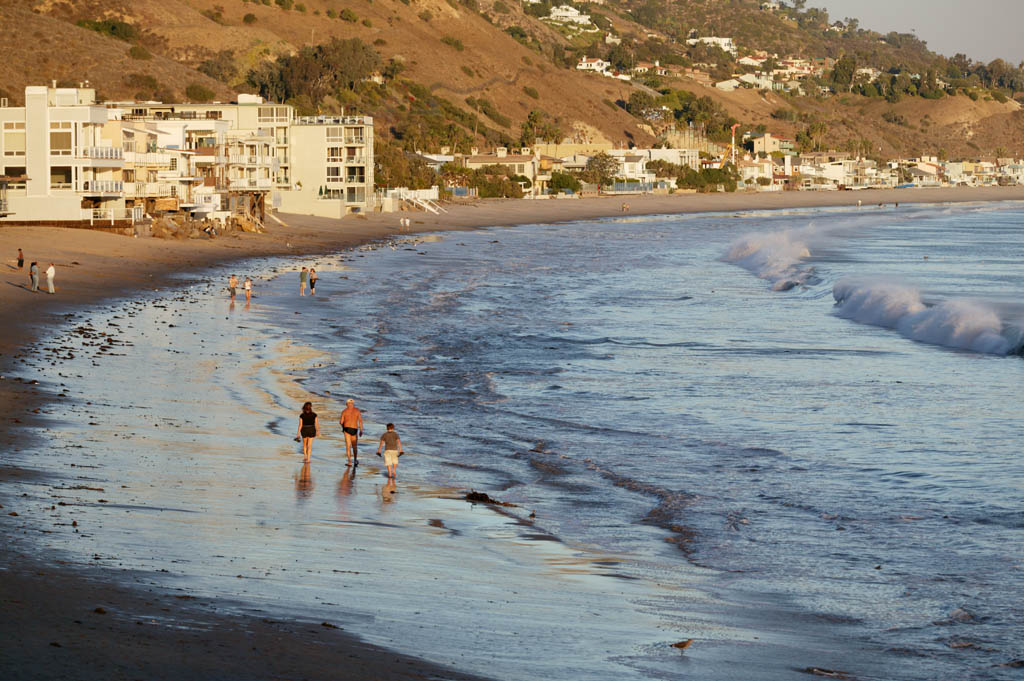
[6,202,1024,680]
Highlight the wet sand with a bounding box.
[3,185,1024,679]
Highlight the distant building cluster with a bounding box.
[0,84,375,225]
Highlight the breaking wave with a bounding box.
[832,278,1024,355]
[724,229,815,291]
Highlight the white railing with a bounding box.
[385,186,441,201]
[124,151,172,166]
[346,177,366,184]
[81,146,124,160]
[83,180,124,194]
[229,177,273,190]
[344,137,366,145]
[228,154,269,166]
[124,182,173,198]
[343,156,367,165]
[80,207,132,222]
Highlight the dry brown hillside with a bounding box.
[2,0,1023,158]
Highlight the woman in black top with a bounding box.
[297,402,320,462]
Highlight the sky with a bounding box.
[808,0,1024,66]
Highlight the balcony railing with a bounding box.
[229,177,273,190]
[124,151,173,166]
[344,137,366,145]
[83,180,124,194]
[228,154,271,166]
[346,177,366,184]
[80,146,124,160]
[124,182,173,198]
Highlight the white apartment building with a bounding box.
[279,115,375,218]
[1,86,377,224]
[1,84,127,221]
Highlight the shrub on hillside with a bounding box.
[76,19,138,42]
[441,36,465,51]
[523,86,539,99]
[126,73,159,93]
[326,8,337,18]
[243,13,258,23]
[275,0,294,9]
[992,90,1008,103]
[186,83,216,102]
[198,50,237,83]
[419,10,433,21]
[129,45,152,60]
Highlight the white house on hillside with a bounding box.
[686,36,737,55]
[548,5,592,25]
[577,57,610,73]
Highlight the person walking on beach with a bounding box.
[376,423,405,479]
[309,268,318,295]
[244,276,252,302]
[45,263,56,294]
[300,267,308,296]
[297,401,320,462]
[29,262,38,292]
[228,274,238,301]
[17,248,24,269]
[339,399,363,466]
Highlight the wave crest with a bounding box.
[832,279,1022,355]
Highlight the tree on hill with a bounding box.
[246,38,380,105]
[519,110,562,146]
[830,54,856,91]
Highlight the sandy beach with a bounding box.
[3,185,1024,680]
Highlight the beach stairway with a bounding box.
[403,196,448,215]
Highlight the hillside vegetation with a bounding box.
[2,0,1023,166]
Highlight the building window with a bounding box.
[50,122,73,156]
[50,166,72,190]
[327,147,343,162]
[326,166,342,183]
[3,122,25,157]
[326,127,343,143]
[169,157,177,170]
[3,166,26,188]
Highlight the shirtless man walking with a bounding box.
[339,399,363,466]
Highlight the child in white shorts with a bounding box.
[376,423,404,479]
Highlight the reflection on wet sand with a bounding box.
[380,477,397,505]
[296,462,313,499]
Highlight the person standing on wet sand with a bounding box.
[244,276,252,302]
[309,268,318,295]
[300,267,308,296]
[297,401,320,462]
[45,263,56,294]
[17,248,24,269]
[29,262,38,292]
[376,423,405,479]
[228,274,238,301]
[339,399,363,466]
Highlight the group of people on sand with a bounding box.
[299,266,319,296]
[227,274,253,303]
[15,248,57,294]
[298,398,405,478]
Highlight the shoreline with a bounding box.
[3,185,1024,679]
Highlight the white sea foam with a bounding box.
[724,228,815,291]
[832,278,1021,355]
